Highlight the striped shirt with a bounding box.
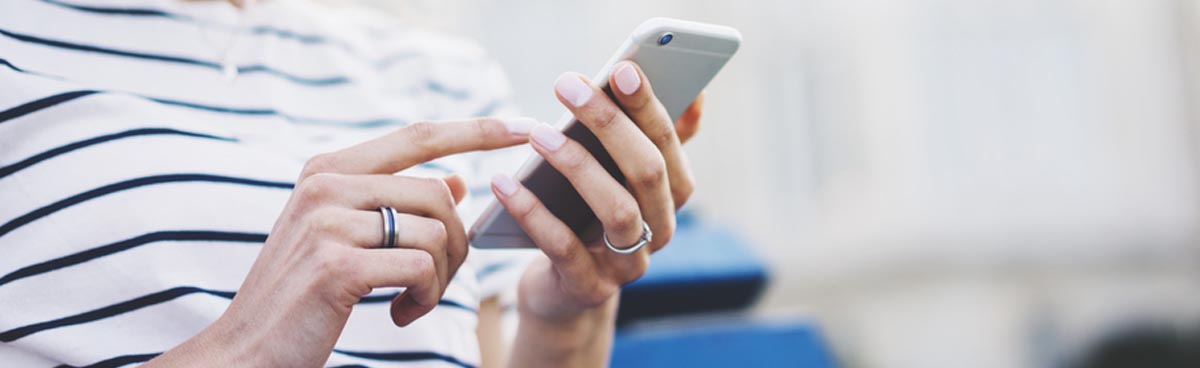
[0,0,535,367]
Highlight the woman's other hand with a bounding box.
[147,117,534,367]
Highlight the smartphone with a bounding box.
[470,17,741,248]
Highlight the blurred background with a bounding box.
[366,0,1200,367]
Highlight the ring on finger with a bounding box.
[379,206,398,248]
[604,221,652,254]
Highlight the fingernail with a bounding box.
[555,73,593,107]
[530,123,566,151]
[492,174,518,196]
[503,117,537,136]
[613,62,641,95]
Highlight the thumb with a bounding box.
[442,174,467,204]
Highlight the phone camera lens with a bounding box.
[657,32,673,46]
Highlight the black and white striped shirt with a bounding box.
[0,1,534,366]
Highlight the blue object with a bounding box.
[611,212,834,367]
[611,318,837,368]
[617,217,768,324]
[658,32,674,45]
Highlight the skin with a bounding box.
[148,2,704,366]
[146,118,527,366]
[498,65,703,367]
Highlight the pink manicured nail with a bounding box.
[530,123,566,150]
[503,117,537,136]
[613,62,641,95]
[492,174,518,196]
[555,73,593,107]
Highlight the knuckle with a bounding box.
[509,195,538,222]
[404,121,442,155]
[294,173,341,206]
[417,176,445,191]
[591,105,624,130]
[299,153,336,179]
[421,177,454,205]
[301,210,354,246]
[425,220,449,249]
[607,202,642,234]
[546,240,580,264]
[651,127,678,147]
[555,144,590,172]
[626,91,654,111]
[410,251,437,280]
[631,158,667,188]
[406,121,439,143]
[306,209,344,237]
[470,118,496,144]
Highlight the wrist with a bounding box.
[518,292,618,327]
[513,294,618,365]
[146,312,258,367]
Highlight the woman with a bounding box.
[0,0,704,367]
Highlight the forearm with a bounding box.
[508,295,619,368]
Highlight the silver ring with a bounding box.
[604,221,652,254]
[379,206,397,248]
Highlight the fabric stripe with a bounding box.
[0,59,491,128]
[357,293,477,313]
[474,260,516,280]
[0,90,455,173]
[0,27,349,86]
[0,84,402,128]
[425,81,471,101]
[62,347,480,368]
[39,0,176,18]
[38,0,342,47]
[0,90,99,124]
[35,0,452,69]
[373,51,422,70]
[0,174,295,239]
[332,349,476,368]
[468,99,505,119]
[0,91,453,175]
[0,286,235,342]
[61,348,480,368]
[0,286,475,342]
[0,128,236,179]
[0,57,29,73]
[0,230,265,287]
[149,89,493,125]
[58,352,162,368]
[148,96,404,127]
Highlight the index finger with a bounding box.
[300,117,536,179]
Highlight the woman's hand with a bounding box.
[147,117,534,367]
[491,61,702,327]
